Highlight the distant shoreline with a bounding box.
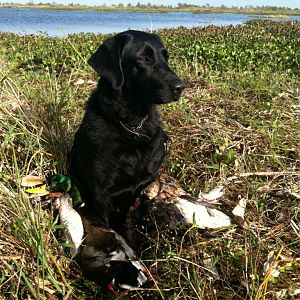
[1,3,300,16]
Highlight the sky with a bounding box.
[5,1,300,9]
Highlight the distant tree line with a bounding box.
[0,1,298,11]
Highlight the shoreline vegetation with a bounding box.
[0,2,300,16]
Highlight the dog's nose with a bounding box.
[172,80,185,94]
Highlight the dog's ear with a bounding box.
[88,34,131,90]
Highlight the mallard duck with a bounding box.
[25,174,148,292]
[53,194,147,291]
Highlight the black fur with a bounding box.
[70,30,185,229]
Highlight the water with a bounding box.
[0,7,300,36]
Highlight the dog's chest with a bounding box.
[108,142,165,205]
[116,141,162,177]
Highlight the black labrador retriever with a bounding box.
[70,30,185,229]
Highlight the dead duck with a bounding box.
[134,174,233,230]
[25,175,148,292]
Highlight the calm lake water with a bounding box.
[1,7,300,36]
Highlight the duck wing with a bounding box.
[174,197,232,228]
[77,213,147,289]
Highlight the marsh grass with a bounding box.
[0,21,300,299]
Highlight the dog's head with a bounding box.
[88,30,185,104]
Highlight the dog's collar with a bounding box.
[119,115,151,141]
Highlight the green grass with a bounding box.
[0,21,300,299]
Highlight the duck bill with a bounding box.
[26,184,49,196]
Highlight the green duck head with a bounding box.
[47,174,72,193]
[26,174,83,208]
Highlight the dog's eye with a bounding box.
[137,56,153,64]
